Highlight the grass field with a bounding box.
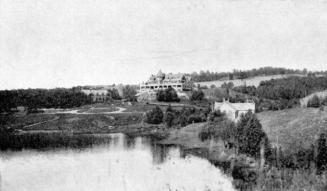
[257,107,327,153]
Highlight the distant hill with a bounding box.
[194,74,305,88]
[257,107,327,153]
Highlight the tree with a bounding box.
[317,133,327,173]
[145,106,163,124]
[239,72,248,80]
[190,89,205,101]
[221,82,234,89]
[236,112,270,158]
[157,87,180,102]
[163,105,175,127]
[178,107,189,127]
[107,88,121,100]
[122,85,137,101]
[229,73,234,80]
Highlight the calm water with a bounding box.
[0,133,234,191]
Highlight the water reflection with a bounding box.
[0,133,235,191]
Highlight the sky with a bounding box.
[1,0,327,89]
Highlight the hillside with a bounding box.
[194,74,304,88]
[257,107,327,153]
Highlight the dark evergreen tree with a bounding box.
[177,107,188,127]
[145,106,163,124]
[317,133,327,173]
[236,112,270,158]
[156,87,180,102]
[164,111,175,128]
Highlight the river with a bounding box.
[0,133,235,191]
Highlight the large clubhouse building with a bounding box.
[139,70,193,92]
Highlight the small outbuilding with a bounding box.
[214,100,255,122]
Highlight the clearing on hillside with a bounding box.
[257,107,327,153]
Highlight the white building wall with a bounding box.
[214,101,256,122]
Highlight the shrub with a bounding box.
[307,95,321,108]
[145,106,164,124]
[208,110,224,122]
[190,90,205,101]
[187,114,203,124]
[322,96,327,106]
[199,117,236,142]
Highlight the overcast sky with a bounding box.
[1,0,327,89]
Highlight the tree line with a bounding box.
[256,76,327,100]
[190,67,310,82]
[145,105,210,127]
[0,88,92,113]
[231,76,327,110]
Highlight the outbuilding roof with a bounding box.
[215,101,255,111]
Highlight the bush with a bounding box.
[145,106,164,124]
[199,117,236,142]
[307,95,321,108]
[190,90,205,101]
[322,96,327,106]
[187,114,203,124]
[208,110,224,122]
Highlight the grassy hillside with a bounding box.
[195,74,304,88]
[257,107,327,153]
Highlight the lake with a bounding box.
[0,133,235,191]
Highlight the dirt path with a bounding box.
[45,107,127,115]
[22,116,60,129]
